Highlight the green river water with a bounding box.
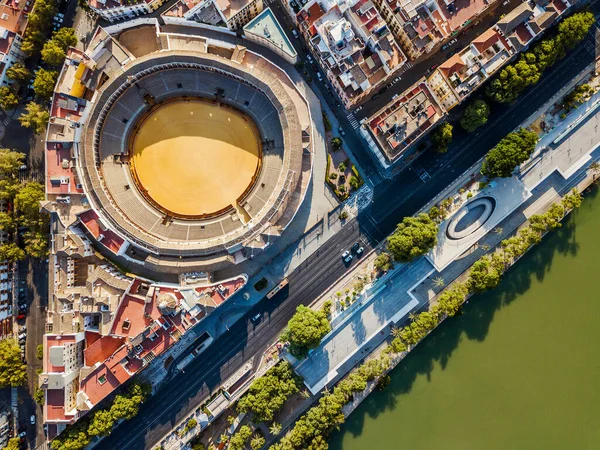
[329,188,600,450]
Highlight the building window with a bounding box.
[98,374,107,385]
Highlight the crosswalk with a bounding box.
[1,117,10,126]
[347,113,360,129]
[396,61,413,76]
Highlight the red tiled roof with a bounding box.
[472,28,500,53]
[84,335,126,367]
[439,53,465,77]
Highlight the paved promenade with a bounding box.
[293,257,433,392]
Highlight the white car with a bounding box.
[342,251,353,263]
[30,415,35,425]
[292,29,298,39]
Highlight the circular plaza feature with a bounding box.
[129,99,262,218]
[446,196,496,240]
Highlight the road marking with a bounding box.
[2,117,9,125]
[347,113,360,129]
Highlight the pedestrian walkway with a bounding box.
[346,113,360,129]
[291,257,433,393]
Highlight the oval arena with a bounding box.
[76,45,314,271]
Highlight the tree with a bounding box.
[269,422,282,436]
[33,68,58,99]
[50,420,90,450]
[460,99,490,132]
[6,63,32,85]
[331,137,342,151]
[0,86,19,110]
[229,425,252,450]
[238,361,301,422]
[387,213,438,262]
[19,102,50,133]
[589,161,600,180]
[281,305,331,359]
[53,27,78,49]
[433,277,445,288]
[374,251,392,273]
[15,182,45,227]
[486,54,541,104]
[0,339,27,387]
[42,41,67,66]
[431,122,453,153]
[24,229,49,259]
[435,283,468,317]
[110,394,139,421]
[562,84,593,111]
[467,254,505,292]
[481,128,539,178]
[37,344,44,360]
[250,433,266,450]
[0,243,25,262]
[557,12,595,51]
[34,387,45,405]
[0,212,16,233]
[5,438,21,450]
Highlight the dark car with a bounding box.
[351,242,360,253]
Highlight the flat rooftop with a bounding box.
[244,7,297,59]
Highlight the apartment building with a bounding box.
[428,27,514,110]
[297,0,406,106]
[87,0,167,23]
[0,4,26,87]
[163,0,264,30]
[363,0,573,168]
[496,0,568,52]
[42,226,247,439]
[361,80,445,166]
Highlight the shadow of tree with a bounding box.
[328,200,582,447]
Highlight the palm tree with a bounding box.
[433,277,445,288]
[590,161,600,180]
[269,422,282,436]
[391,326,403,339]
[301,388,311,399]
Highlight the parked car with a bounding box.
[316,72,323,81]
[251,313,261,323]
[18,326,26,333]
[16,314,25,320]
[18,333,26,340]
[342,250,353,264]
[18,431,26,439]
[338,126,345,136]
[351,242,360,253]
[292,29,298,39]
[30,415,35,425]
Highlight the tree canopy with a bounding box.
[42,28,78,66]
[19,102,50,134]
[460,99,490,133]
[33,68,58,99]
[237,361,301,422]
[6,63,32,85]
[282,305,331,358]
[21,0,56,55]
[387,213,438,262]
[0,243,26,262]
[0,86,19,110]
[480,128,539,178]
[431,122,453,153]
[486,12,594,104]
[0,339,27,387]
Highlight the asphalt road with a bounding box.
[97,29,597,450]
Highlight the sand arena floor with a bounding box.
[130,99,261,217]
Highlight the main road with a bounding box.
[97,28,598,450]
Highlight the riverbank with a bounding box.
[329,184,600,450]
